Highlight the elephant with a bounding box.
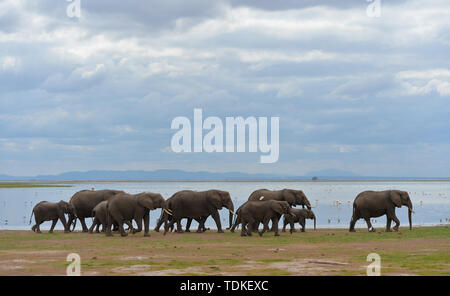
[88,201,134,234]
[163,190,236,235]
[154,194,209,233]
[231,188,312,232]
[29,200,74,233]
[67,189,124,232]
[237,200,296,237]
[155,215,208,233]
[349,190,414,232]
[105,192,167,237]
[248,189,312,208]
[282,209,316,233]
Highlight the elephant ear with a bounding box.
[390,191,402,208]
[137,195,155,210]
[208,191,222,209]
[271,202,284,215]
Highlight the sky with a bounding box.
[0,0,449,177]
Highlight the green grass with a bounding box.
[0,182,72,188]
[0,226,449,275]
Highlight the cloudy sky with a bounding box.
[1,0,449,177]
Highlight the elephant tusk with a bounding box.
[259,196,264,200]
[409,208,415,214]
[229,209,238,216]
[163,209,173,215]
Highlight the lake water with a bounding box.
[1,181,449,231]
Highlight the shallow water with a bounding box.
[1,181,449,231]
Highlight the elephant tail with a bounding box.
[351,202,357,219]
[29,208,34,225]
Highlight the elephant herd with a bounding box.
[29,188,415,237]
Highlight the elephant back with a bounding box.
[70,189,123,218]
[248,189,280,201]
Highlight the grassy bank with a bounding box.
[0,182,72,188]
[0,226,448,275]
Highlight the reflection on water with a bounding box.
[0,181,449,230]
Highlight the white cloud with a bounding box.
[396,69,450,96]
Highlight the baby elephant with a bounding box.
[89,201,134,234]
[238,200,295,237]
[30,200,74,233]
[282,209,316,233]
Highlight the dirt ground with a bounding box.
[0,226,448,276]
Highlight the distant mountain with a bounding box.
[0,169,446,181]
[0,169,303,181]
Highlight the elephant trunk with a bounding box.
[313,215,316,230]
[67,214,74,231]
[227,202,235,229]
[408,209,412,230]
[407,200,413,230]
[71,216,77,232]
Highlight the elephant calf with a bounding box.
[30,200,74,233]
[237,200,295,237]
[282,209,316,233]
[89,201,134,234]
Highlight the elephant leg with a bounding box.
[143,213,150,237]
[364,217,375,232]
[211,210,223,233]
[269,214,282,232]
[49,218,58,233]
[196,219,205,233]
[95,218,102,233]
[31,224,37,232]
[290,218,296,233]
[253,222,260,232]
[392,215,400,231]
[386,218,392,232]
[134,218,143,233]
[79,218,89,232]
[164,218,176,235]
[36,220,42,233]
[260,218,271,237]
[349,214,359,232]
[58,213,69,233]
[230,215,240,233]
[105,213,114,237]
[185,218,193,232]
[300,219,306,232]
[175,219,184,233]
[272,217,280,236]
[112,223,120,231]
[201,217,208,232]
[88,218,98,234]
[154,213,166,232]
[124,221,135,234]
[240,220,248,237]
[118,220,128,237]
[282,219,287,232]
